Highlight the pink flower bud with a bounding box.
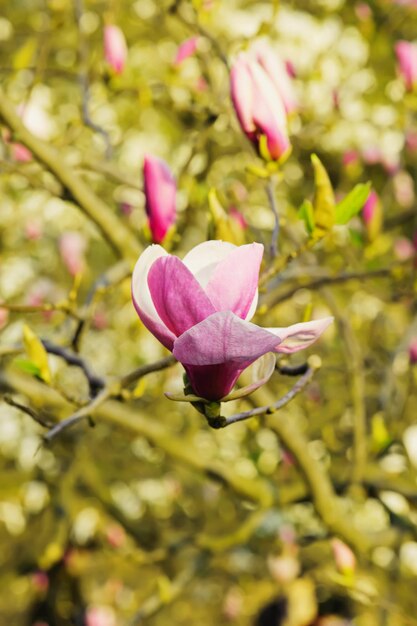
[25,220,42,241]
[410,339,417,364]
[11,142,32,162]
[406,129,417,153]
[342,150,359,167]
[355,3,372,20]
[59,232,86,276]
[104,25,127,75]
[331,538,356,575]
[173,36,199,66]
[0,307,9,330]
[394,237,416,260]
[362,189,382,241]
[395,40,417,91]
[31,571,49,593]
[143,155,176,244]
[105,524,126,548]
[230,53,290,161]
[86,606,116,626]
[120,201,134,216]
[229,207,247,229]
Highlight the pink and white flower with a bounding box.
[132,241,332,400]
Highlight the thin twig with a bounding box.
[74,0,112,157]
[44,354,177,441]
[42,339,106,397]
[71,260,131,351]
[260,261,411,310]
[220,366,315,427]
[0,301,79,318]
[266,177,280,258]
[2,394,53,428]
[120,355,176,387]
[43,386,112,442]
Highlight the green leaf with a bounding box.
[13,37,37,70]
[14,358,42,377]
[335,182,371,225]
[298,199,315,234]
[22,324,52,384]
[311,154,335,233]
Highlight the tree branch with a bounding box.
[0,367,273,507]
[217,366,315,428]
[0,87,140,260]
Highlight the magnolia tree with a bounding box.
[0,0,417,625]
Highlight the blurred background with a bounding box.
[1,0,417,624]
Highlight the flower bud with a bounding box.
[230,53,290,161]
[331,538,356,575]
[409,339,417,365]
[143,155,176,244]
[104,25,127,75]
[362,189,382,241]
[395,40,417,91]
[59,232,86,276]
[173,36,199,66]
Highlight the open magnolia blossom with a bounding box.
[132,241,333,401]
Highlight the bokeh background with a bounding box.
[1,0,417,624]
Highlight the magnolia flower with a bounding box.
[143,155,176,244]
[395,40,417,91]
[132,241,333,401]
[230,53,290,161]
[104,25,127,75]
[174,36,199,66]
[251,41,298,114]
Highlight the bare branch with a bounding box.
[220,366,315,428]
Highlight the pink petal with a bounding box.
[252,41,298,114]
[147,256,216,337]
[230,55,256,136]
[395,41,417,91]
[172,311,281,399]
[182,240,236,288]
[266,317,334,354]
[131,245,176,350]
[205,242,263,320]
[222,352,276,401]
[174,36,199,66]
[249,62,290,160]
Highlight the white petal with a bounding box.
[265,317,334,354]
[182,240,236,288]
[131,244,169,328]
